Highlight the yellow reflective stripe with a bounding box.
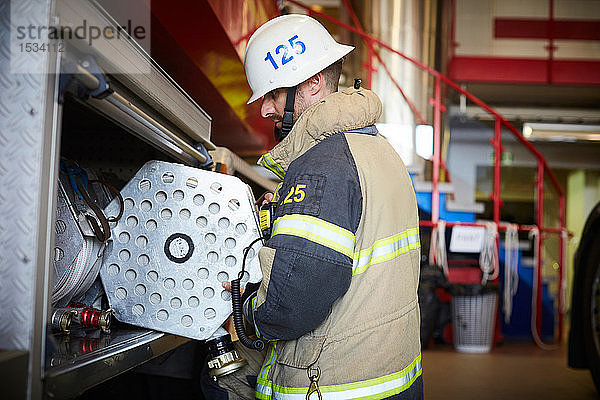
[271,217,419,272]
[272,214,355,259]
[255,353,422,399]
[251,296,264,339]
[352,228,420,276]
[256,342,278,399]
[274,182,283,200]
[261,153,285,179]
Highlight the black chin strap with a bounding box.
[274,86,297,142]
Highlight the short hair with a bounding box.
[321,59,343,93]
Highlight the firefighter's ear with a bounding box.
[305,72,323,96]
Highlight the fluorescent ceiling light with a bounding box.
[522,123,600,142]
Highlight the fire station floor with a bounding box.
[422,340,598,399]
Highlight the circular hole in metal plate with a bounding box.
[125,269,137,281]
[203,287,215,298]
[221,290,231,301]
[179,208,191,220]
[173,190,184,201]
[157,309,169,321]
[137,254,149,266]
[181,315,193,327]
[140,200,153,212]
[228,199,240,211]
[135,284,147,296]
[218,217,230,229]
[124,198,135,210]
[119,249,131,262]
[150,292,162,305]
[115,287,127,299]
[164,278,176,290]
[126,216,138,228]
[225,256,237,267]
[210,182,223,194]
[160,208,173,220]
[193,194,205,206]
[247,248,256,259]
[132,304,145,315]
[155,191,167,203]
[136,235,148,248]
[107,264,120,276]
[235,223,247,235]
[139,179,152,192]
[54,247,64,261]
[170,297,182,309]
[204,308,216,320]
[55,219,67,234]
[186,177,198,189]
[183,279,194,290]
[162,172,175,184]
[217,271,229,282]
[207,251,219,263]
[188,296,200,308]
[208,203,220,214]
[146,219,158,231]
[241,271,250,283]
[204,233,216,244]
[224,238,236,249]
[147,270,159,282]
[197,268,209,279]
[196,216,208,228]
[119,231,130,244]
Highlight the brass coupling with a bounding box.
[207,349,248,380]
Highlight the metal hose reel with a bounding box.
[100,161,263,340]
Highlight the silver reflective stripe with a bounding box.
[271,214,355,259]
[352,228,420,275]
[255,354,422,400]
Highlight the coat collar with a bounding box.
[258,87,382,179]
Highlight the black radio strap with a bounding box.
[275,86,297,142]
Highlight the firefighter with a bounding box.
[219,14,423,400]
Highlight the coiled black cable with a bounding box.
[231,236,266,351]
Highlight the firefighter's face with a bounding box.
[260,86,309,129]
[260,88,287,129]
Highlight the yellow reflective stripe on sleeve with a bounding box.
[255,353,422,400]
[271,214,356,259]
[261,153,286,180]
[352,227,420,276]
[273,182,283,201]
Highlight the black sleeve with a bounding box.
[253,248,352,340]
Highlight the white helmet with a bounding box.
[244,14,354,104]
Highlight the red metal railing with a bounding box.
[287,0,567,342]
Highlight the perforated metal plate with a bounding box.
[100,161,263,340]
[53,179,84,289]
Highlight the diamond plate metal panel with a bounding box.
[100,161,263,340]
[0,0,56,354]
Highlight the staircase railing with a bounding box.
[287,0,567,343]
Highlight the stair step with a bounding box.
[413,181,454,193]
[446,199,484,213]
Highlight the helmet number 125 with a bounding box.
[264,35,306,70]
